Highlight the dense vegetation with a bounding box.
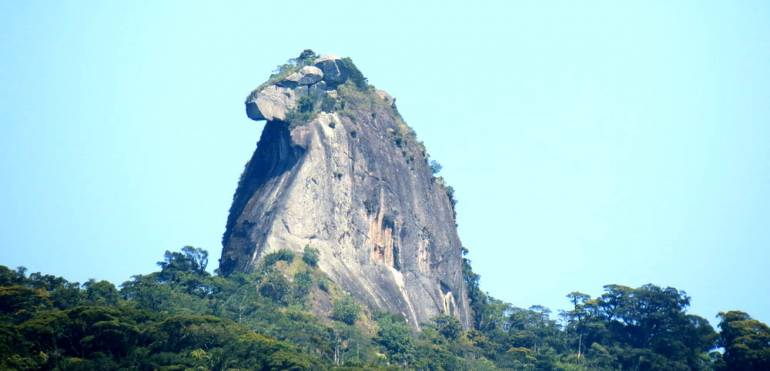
[2,246,769,370]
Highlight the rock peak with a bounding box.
[222,51,471,329]
[245,51,367,122]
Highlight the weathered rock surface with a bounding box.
[245,85,297,121]
[222,53,471,329]
[276,66,324,88]
[314,54,348,85]
[276,73,302,88]
[297,66,323,85]
[376,89,396,108]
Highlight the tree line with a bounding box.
[0,246,768,370]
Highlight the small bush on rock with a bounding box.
[262,249,295,268]
[302,246,320,267]
[332,295,360,325]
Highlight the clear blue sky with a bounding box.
[2,1,769,325]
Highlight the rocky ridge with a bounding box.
[220,51,471,328]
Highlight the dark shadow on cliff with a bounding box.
[220,120,305,274]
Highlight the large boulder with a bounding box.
[277,66,324,88]
[276,72,301,88]
[314,54,348,85]
[298,66,323,85]
[245,85,297,121]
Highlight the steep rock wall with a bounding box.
[220,53,471,328]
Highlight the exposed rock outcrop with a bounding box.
[245,85,297,121]
[277,65,324,88]
[222,52,471,329]
[313,54,349,85]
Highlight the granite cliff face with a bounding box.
[220,52,471,328]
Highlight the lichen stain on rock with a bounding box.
[366,188,399,270]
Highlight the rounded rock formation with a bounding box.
[245,85,297,121]
[297,65,323,85]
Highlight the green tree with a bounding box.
[292,49,318,66]
[83,279,119,305]
[431,314,462,341]
[461,246,487,330]
[562,291,591,361]
[158,246,208,278]
[302,245,320,267]
[332,295,360,325]
[572,284,717,370]
[292,271,313,303]
[261,249,295,269]
[0,285,50,320]
[376,314,415,366]
[429,160,443,175]
[259,269,290,305]
[717,311,770,370]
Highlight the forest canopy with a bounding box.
[1,246,768,370]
